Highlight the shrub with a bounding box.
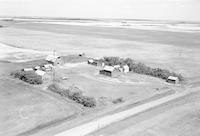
[11,70,42,84]
[112,97,124,104]
[100,56,184,81]
[48,84,96,108]
[48,83,61,93]
[103,57,120,66]
[81,96,96,107]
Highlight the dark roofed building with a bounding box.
[167,76,179,84]
[100,66,115,77]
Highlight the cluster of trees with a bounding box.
[48,84,96,108]
[11,71,42,84]
[101,57,184,81]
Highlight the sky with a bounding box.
[0,0,200,21]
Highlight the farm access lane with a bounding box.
[54,86,200,136]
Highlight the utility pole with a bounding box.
[52,50,56,84]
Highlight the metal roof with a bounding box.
[35,70,46,76]
[103,66,115,72]
[46,55,60,62]
[168,76,179,81]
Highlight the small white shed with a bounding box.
[123,65,129,73]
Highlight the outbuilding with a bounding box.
[23,68,33,72]
[123,65,130,73]
[34,66,40,70]
[87,59,98,66]
[46,55,61,65]
[99,66,115,77]
[44,64,53,71]
[35,70,46,77]
[167,76,179,84]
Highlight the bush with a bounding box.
[103,57,120,66]
[48,83,61,93]
[11,70,42,84]
[48,84,96,108]
[112,97,124,104]
[81,96,96,107]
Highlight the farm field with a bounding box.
[0,20,200,80]
[0,77,81,136]
[0,19,200,135]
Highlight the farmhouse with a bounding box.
[100,66,115,77]
[167,76,179,84]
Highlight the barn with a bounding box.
[99,66,115,77]
[167,76,179,84]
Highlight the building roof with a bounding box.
[46,55,60,62]
[35,66,40,69]
[88,59,94,63]
[114,65,120,68]
[124,65,129,69]
[44,64,53,68]
[35,70,46,76]
[23,68,33,71]
[168,76,179,81]
[103,66,115,72]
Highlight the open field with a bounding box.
[0,20,200,80]
[0,19,200,135]
[0,77,81,136]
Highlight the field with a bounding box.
[0,77,81,136]
[0,19,200,135]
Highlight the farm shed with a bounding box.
[46,55,61,65]
[123,65,130,73]
[167,76,179,84]
[100,66,115,77]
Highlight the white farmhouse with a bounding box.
[123,65,129,73]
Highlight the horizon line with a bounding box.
[0,15,199,23]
